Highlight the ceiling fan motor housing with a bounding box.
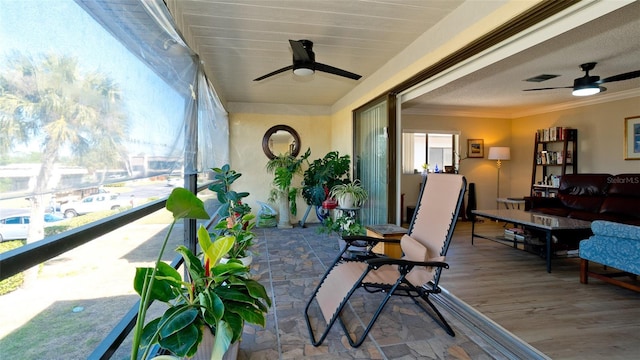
[293,40,315,73]
[573,75,600,89]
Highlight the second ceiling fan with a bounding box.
[254,40,361,81]
[523,62,640,96]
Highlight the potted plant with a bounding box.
[318,211,367,254]
[211,215,256,266]
[319,213,366,237]
[301,151,351,220]
[209,165,255,262]
[266,148,310,228]
[329,179,368,209]
[131,187,271,360]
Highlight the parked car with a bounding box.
[0,209,64,242]
[44,213,65,222]
[60,193,127,218]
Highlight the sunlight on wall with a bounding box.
[229,113,332,223]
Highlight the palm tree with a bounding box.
[0,52,128,284]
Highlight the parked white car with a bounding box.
[60,193,126,218]
[0,209,64,242]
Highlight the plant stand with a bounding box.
[277,195,292,228]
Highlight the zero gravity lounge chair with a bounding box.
[304,174,466,347]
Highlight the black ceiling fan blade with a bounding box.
[289,40,312,62]
[523,86,573,91]
[315,62,361,80]
[597,70,640,84]
[253,65,293,81]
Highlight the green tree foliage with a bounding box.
[0,51,129,264]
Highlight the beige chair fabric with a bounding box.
[305,174,466,347]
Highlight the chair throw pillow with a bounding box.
[401,234,445,285]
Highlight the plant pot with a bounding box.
[220,251,253,266]
[191,327,240,360]
[337,193,355,209]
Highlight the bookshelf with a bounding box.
[530,128,578,197]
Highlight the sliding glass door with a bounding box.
[354,95,396,225]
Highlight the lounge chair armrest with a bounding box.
[342,235,400,244]
[342,235,379,246]
[365,257,449,270]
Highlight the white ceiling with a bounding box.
[166,0,640,116]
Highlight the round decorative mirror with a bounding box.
[262,125,301,159]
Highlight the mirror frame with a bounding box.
[262,124,301,159]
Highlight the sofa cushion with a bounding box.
[558,174,610,213]
[599,174,640,222]
[605,174,640,196]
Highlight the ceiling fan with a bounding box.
[523,62,640,96]
[253,39,362,81]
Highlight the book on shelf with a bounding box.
[536,150,572,165]
[536,126,571,142]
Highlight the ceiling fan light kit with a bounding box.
[572,86,601,96]
[293,67,314,76]
[571,71,601,96]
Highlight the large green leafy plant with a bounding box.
[131,188,271,360]
[301,151,351,207]
[266,148,310,216]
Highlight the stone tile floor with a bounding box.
[236,225,514,360]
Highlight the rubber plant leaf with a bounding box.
[211,319,233,360]
[199,289,224,326]
[200,233,235,267]
[175,245,205,285]
[159,306,199,338]
[139,317,161,354]
[245,278,272,307]
[221,311,244,343]
[224,300,266,327]
[158,322,200,357]
[133,262,181,302]
[165,187,210,220]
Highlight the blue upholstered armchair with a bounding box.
[580,220,640,292]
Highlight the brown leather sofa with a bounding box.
[526,173,640,226]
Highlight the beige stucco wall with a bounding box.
[229,112,332,224]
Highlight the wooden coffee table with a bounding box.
[471,209,592,272]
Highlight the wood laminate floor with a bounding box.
[445,221,640,359]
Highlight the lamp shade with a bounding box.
[488,147,511,161]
